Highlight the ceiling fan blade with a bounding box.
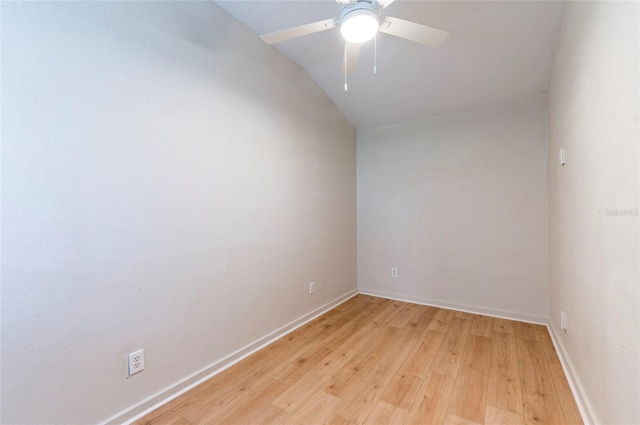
[376,0,396,9]
[378,16,450,47]
[335,0,354,4]
[260,18,337,45]
[343,42,361,74]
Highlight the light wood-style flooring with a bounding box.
[137,295,583,425]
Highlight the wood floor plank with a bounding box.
[342,295,383,312]
[397,330,446,379]
[139,352,274,424]
[493,318,516,335]
[325,326,403,398]
[388,302,422,328]
[427,308,456,333]
[367,329,418,389]
[271,344,334,385]
[405,371,456,425]
[203,378,288,425]
[271,300,398,384]
[430,317,473,378]
[234,404,291,425]
[352,299,404,329]
[470,315,494,338]
[448,335,492,424]
[444,413,483,425]
[485,405,525,425]
[181,352,282,424]
[332,328,417,424]
[419,304,440,319]
[283,391,341,425]
[163,354,278,424]
[271,320,384,413]
[324,414,357,425]
[538,332,583,424]
[259,296,364,358]
[259,311,352,361]
[182,365,277,424]
[516,338,566,425]
[370,300,406,327]
[362,400,408,425]
[406,307,434,338]
[487,332,524,415]
[380,372,423,410]
[332,294,368,312]
[514,322,544,342]
[333,386,386,425]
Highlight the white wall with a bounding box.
[547,2,639,424]
[357,94,549,321]
[0,2,356,423]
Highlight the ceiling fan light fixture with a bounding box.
[340,7,379,43]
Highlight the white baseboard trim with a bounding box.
[547,323,598,425]
[358,288,548,325]
[103,288,587,425]
[100,288,359,425]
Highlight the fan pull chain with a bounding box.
[374,35,377,75]
[344,42,348,91]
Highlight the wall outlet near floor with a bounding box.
[391,268,398,278]
[561,311,567,332]
[128,349,145,376]
[309,282,315,294]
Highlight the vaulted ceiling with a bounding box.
[217,1,565,128]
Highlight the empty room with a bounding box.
[1,1,638,424]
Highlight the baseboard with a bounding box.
[547,323,598,425]
[358,288,548,325]
[100,288,359,425]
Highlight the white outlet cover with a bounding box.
[128,349,145,376]
[309,282,315,294]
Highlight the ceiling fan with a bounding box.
[260,0,450,80]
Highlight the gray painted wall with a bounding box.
[548,2,640,423]
[357,94,549,321]
[1,2,356,423]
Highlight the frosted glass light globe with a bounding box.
[340,12,379,43]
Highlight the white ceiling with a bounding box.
[216,0,565,128]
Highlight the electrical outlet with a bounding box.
[561,311,567,332]
[128,349,144,376]
[391,268,398,278]
[309,282,315,294]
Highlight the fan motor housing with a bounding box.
[339,1,379,25]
